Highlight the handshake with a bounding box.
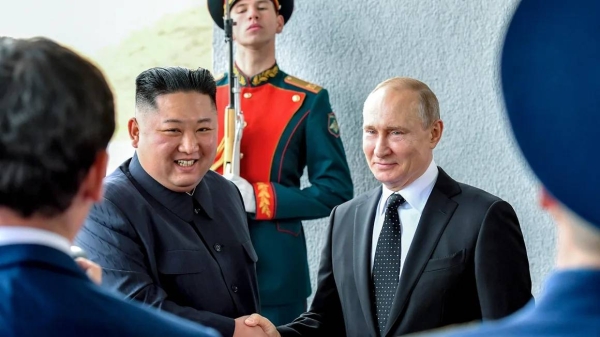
[234,314,280,337]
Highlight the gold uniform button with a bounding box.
[292,94,300,102]
[243,93,252,99]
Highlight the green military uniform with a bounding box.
[208,0,353,324]
[212,63,353,324]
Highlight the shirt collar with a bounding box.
[379,159,439,214]
[128,153,214,222]
[233,62,280,87]
[0,226,72,256]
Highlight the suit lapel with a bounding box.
[384,168,461,336]
[353,186,382,337]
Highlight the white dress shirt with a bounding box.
[371,159,439,279]
[0,226,72,256]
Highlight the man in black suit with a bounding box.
[75,67,265,337]
[244,77,533,336]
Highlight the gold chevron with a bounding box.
[256,182,272,218]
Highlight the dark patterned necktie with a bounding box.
[372,193,405,335]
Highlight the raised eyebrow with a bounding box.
[238,0,268,8]
[385,126,409,132]
[235,1,250,8]
[162,119,183,124]
[235,0,268,9]
[197,117,212,123]
[161,118,212,124]
[361,125,409,132]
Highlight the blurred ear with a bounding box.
[276,14,284,34]
[429,119,444,149]
[128,117,140,148]
[539,186,558,211]
[82,150,108,203]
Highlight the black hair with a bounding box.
[0,37,115,217]
[135,67,216,110]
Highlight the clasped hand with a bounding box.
[232,314,279,337]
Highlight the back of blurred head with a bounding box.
[502,0,600,268]
[0,37,115,241]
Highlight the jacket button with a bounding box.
[214,243,222,252]
[231,285,238,293]
[243,93,252,99]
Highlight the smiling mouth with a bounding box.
[176,160,197,167]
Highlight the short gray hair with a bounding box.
[370,77,440,128]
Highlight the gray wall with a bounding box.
[213,0,554,301]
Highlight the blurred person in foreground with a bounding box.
[0,36,219,337]
[415,0,600,336]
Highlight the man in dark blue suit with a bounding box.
[419,0,600,336]
[0,37,219,337]
[75,66,265,337]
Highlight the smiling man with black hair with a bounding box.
[76,66,266,337]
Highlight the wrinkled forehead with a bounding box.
[363,87,420,116]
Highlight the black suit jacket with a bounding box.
[279,167,532,337]
[75,155,260,337]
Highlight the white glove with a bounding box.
[226,174,256,214]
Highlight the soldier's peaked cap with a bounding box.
[502,0,600,229]
[208,0,294,30]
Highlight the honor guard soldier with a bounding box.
[208,0,354,325]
